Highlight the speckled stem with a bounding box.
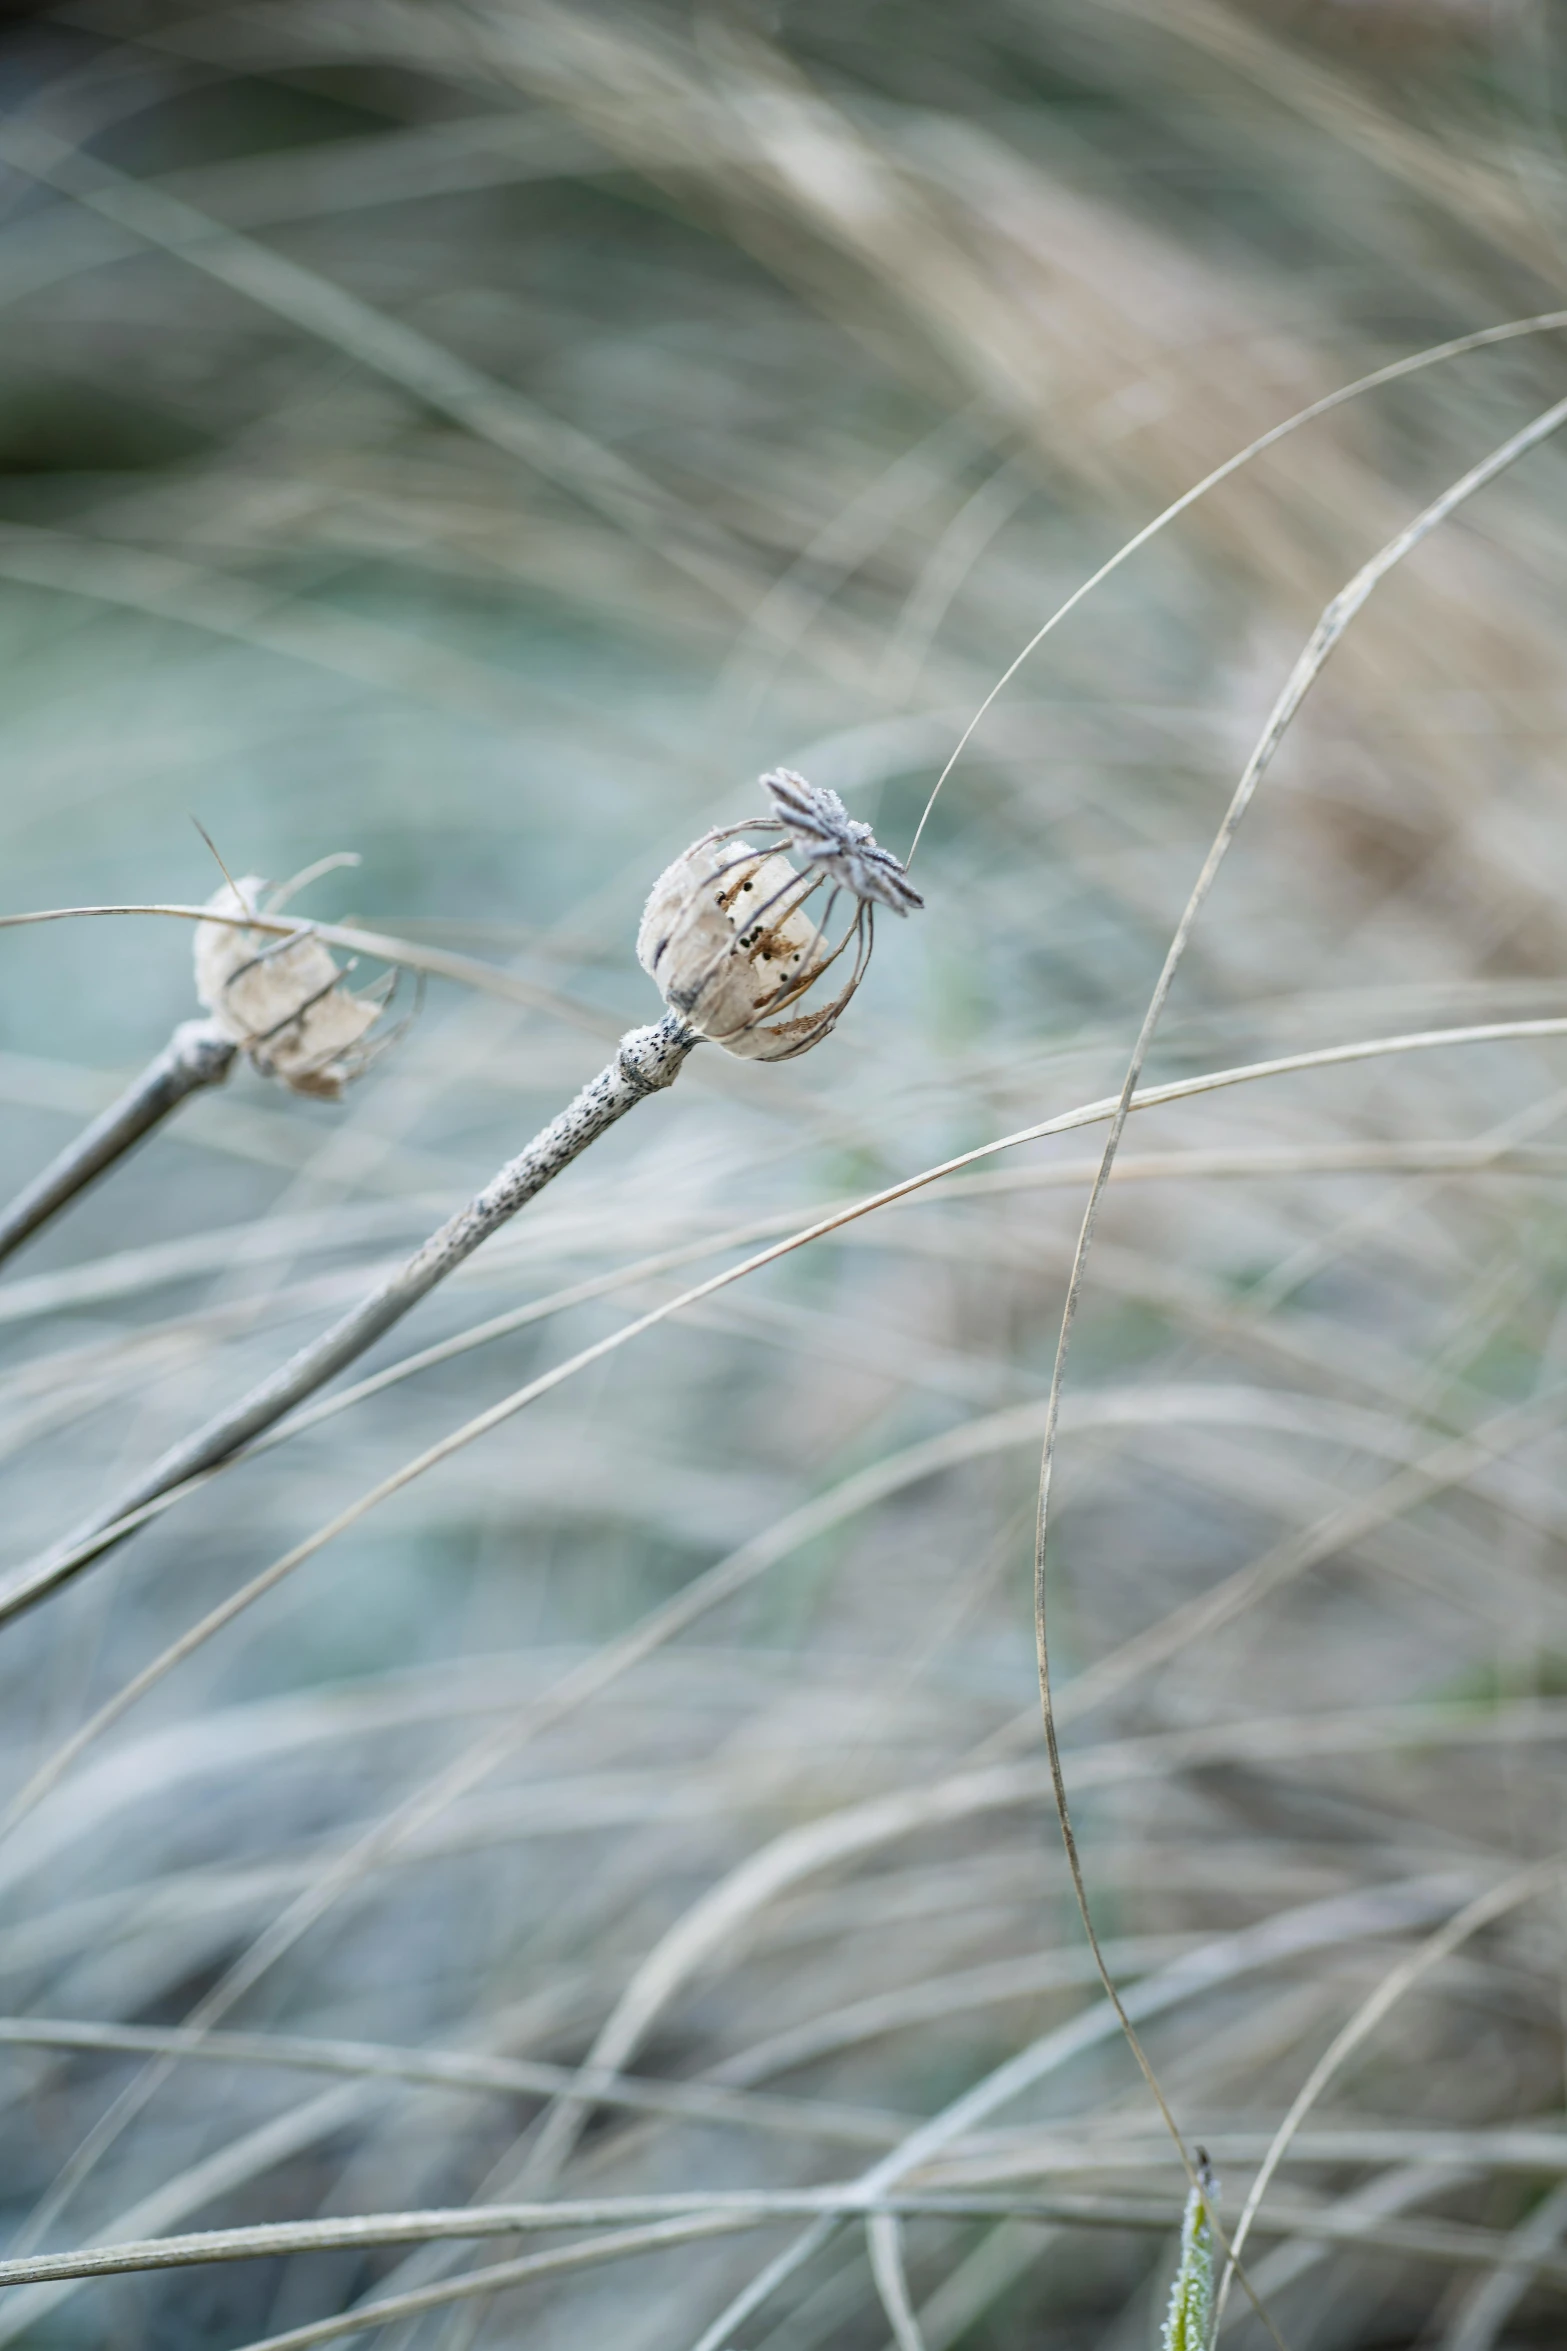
[0,1018,236,1272]
[1,1012,696,1621]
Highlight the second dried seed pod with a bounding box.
[194,877,394,1099]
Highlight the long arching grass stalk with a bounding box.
[2,2169,1555,2299]
[0,902,620,1034]
[1021,383,1567,2344]
[903,306,1567,861]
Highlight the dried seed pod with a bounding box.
[194,878,389,1100]
[638,774,918,1059]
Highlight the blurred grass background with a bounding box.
[4,1,1567,2346]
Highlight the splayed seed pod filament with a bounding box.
[761,768,924,915]
[637,772,921,1059]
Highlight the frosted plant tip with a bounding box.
[761,769,923,915]
[1161,2151,1217,2351]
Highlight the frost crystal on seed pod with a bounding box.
[194,879,392,1099]
[637,772,921,1059]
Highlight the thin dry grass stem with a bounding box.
[0,2175,1556,2311]
[1024,388,1567,2333]
[0,1766,1049,2266]
[1,1130,1563,1498]
[0,902,622,1036]
[219,2220,777,2351]
[1213,1856,1567,2332]
[11,1695,1555,1995]
[0,2194,1186,2295]
[869,2213,928,2351]
[710,1933,1204,2087]
[6,2013,1565,2186]
[0,1018,235,1270]
[1216,1078,1567,1335]
[2,1402,1066,1833]
[903,307,1567,861]
[6,1124,1567,1344]
[3,1762,1479,2323]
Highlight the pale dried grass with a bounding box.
[2,4,1567,2349]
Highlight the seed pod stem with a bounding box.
[0,1018,237,1273]
[0,1011,696,1623]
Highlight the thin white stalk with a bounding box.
[869,2213,929,2351]
[0,2178,1558,2301]
[0,2191,1244,2294]
[221,2218,782,2351]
